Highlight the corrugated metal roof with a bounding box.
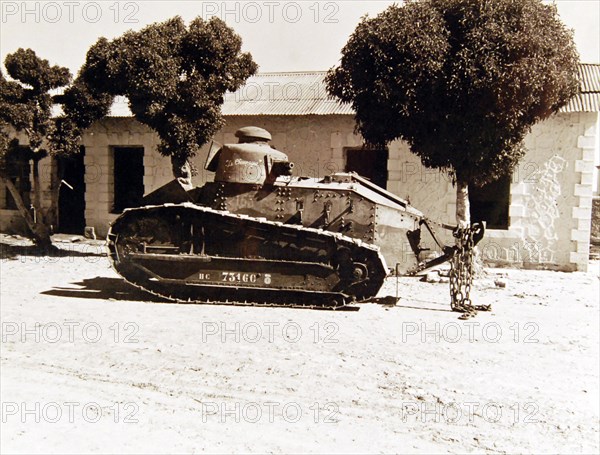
[229,67,600,115]
[561,92,600,113]
[50,93,133,117]
[222,71,353,116]
[48,64,599,118]
[577,63,600,92]
[560,63,600,113]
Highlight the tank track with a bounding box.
[107,203,388,309]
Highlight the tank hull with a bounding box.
[198,173,444,274]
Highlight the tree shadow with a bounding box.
[0,240,105,261]
[393,303,453,313]
[41,277,165,303]
[391,296,455,313]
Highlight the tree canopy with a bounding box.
[80,16,258,161]
[0,48,113,162]
[0,48,112,246]
[326,0,580,187]
[0,48,71,160]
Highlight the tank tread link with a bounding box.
[107,203,388,309]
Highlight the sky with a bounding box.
[0,0,599,76]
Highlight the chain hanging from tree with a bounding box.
[449,223,490,319]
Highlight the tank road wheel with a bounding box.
[330,295,346,308]
[352,263,368,281]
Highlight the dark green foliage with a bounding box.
[0,48,111,160]
[0,48,71,163]
[326,0,580,186]
[80,16,258,160]
[4,48,70,92]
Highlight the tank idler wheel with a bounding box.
[330,295,346,308]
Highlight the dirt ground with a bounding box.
[1,234,598,454]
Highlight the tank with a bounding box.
[107,127,483,309]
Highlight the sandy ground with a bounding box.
[1,234,598,454]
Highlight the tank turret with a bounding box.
[206,126,294,185]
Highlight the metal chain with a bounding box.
[449,225,492,318]
[449,226,477,318]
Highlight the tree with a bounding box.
[0,49,71,247]
[79,16,258,180]
[0,49,112,247]
[326,0,579,228]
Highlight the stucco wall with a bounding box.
[82,117,163,234]
[77,115,362,237]
[388,112,599,272]
[2,111,597,273]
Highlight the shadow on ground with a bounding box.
[1,240,105,261]
[41,277,165,303]
[41,277,362,311]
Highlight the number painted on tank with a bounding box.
[220,272,258,283]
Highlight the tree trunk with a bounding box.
[0,171,52,247]
[47,157,63,229]
[30,157,53,248]
[171,155,193,191]
[32,157,43,221]
[456,180,470,228]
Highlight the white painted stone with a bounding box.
[577,218,592,231]
[575,160,595,173]
[98,192,112,203]
[579,196,593,208]
[574,184,593,197]
[331,147,343,159]
[330,132,343,149]
[572,206,592,220]
[510,204,526,217]
[576,241,590,254]
[386,181,401,195]
[575,160,595,172]
[582,149,595,161]
[223,133,236,144]
[580,172,594,185]
[571,229,589,242]
[577,135,596,149]
[569,252,588,269]
[511,182,528,195]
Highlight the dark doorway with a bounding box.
[345,147,389,189]
[469,174,511,230]
[58,147,86,234]
[113,146,144,213]
[3,145,32,210]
